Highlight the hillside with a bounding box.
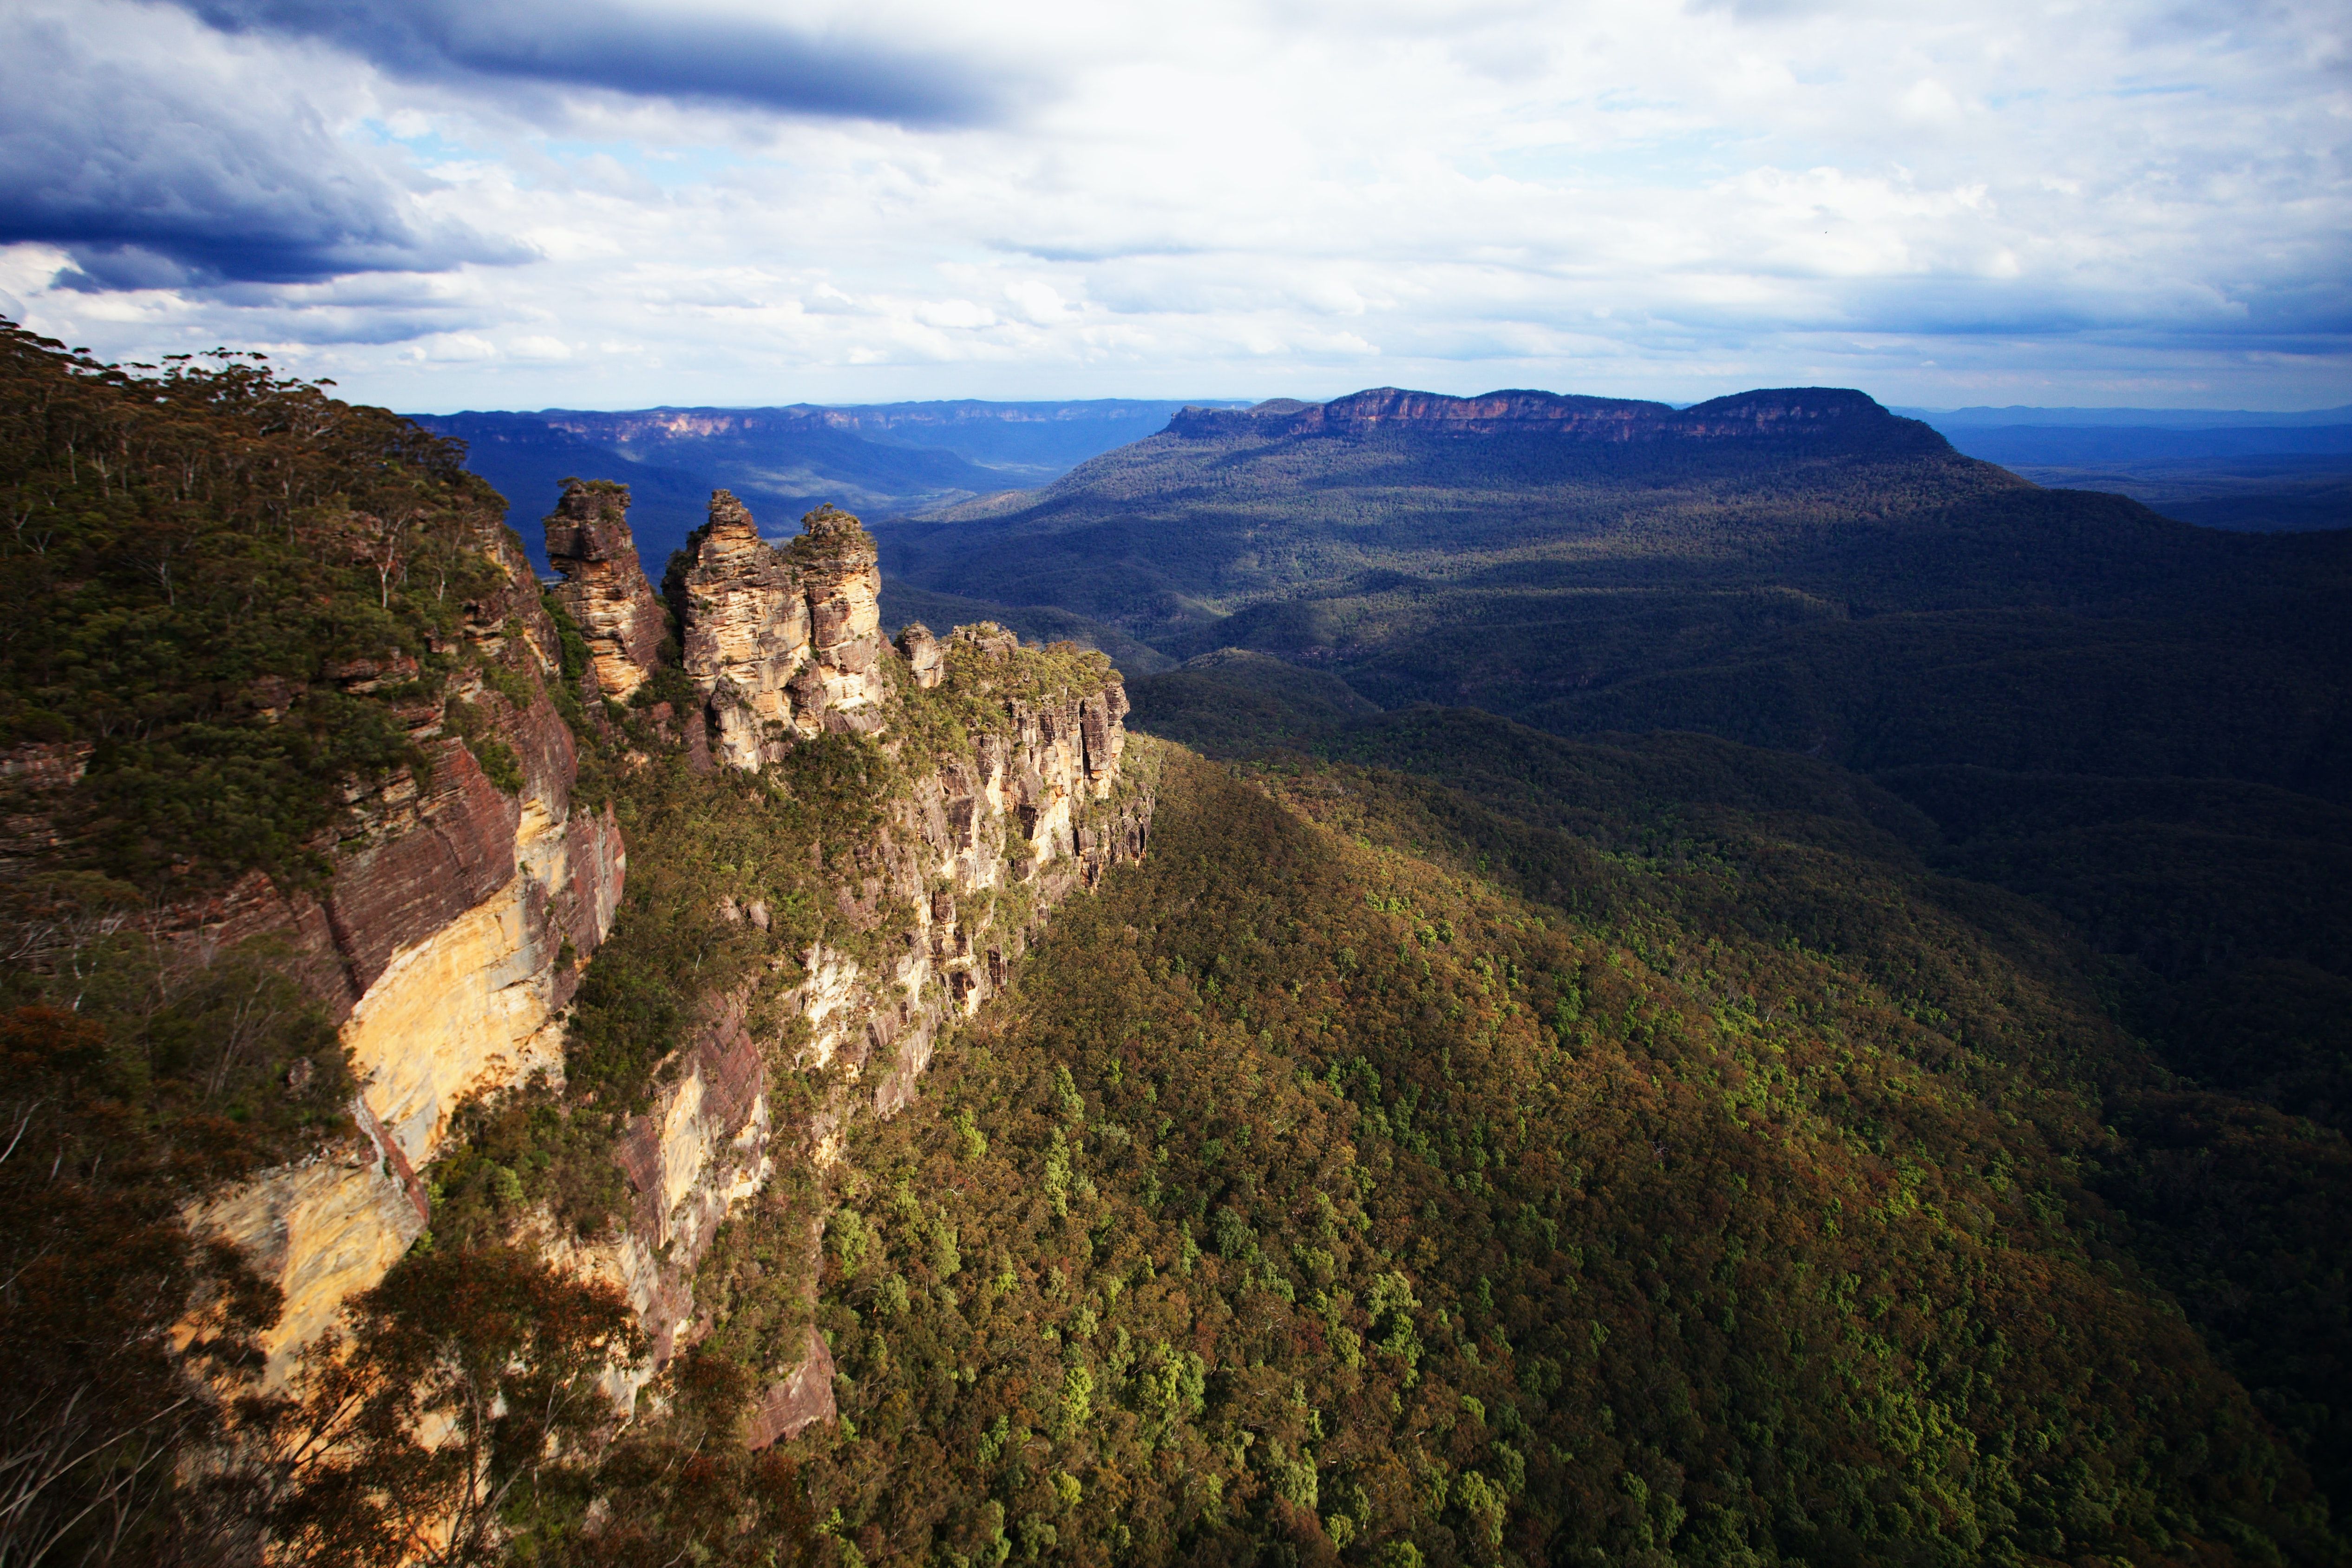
[1975,456,2352,535]
[1880,407,2352,535]
[781,738,2348,1566]
[0,322,1153,1565]
[875,386,2352,797]
[878,387,1999,635]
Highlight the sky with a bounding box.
[2,0,2346,413]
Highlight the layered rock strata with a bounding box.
[183,494,1151,1415]
[545,478,667,700]
[896,622,943,689]
[1169,385,1940,453]
[674,494,889,768]
[184,518,626,1379]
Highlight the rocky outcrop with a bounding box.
[674,494,889,769]
[545,479,666,701]
[794,504,891,725]
[184,1136,425,1371]
[187,496,1150,1414]
[562,613,1154,1411]
[896,623,943,689]
[184,516,627,1381]
[746,1328,836,1450]
[544,1002,773,1373]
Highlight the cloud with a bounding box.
[176,0,1030,127]
[0,2,524,287]
[3,0,2345,409]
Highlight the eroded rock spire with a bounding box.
[675,491,888,768]
[544,478,665,701]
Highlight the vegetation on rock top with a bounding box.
[0,319,529,888]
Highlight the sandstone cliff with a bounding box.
[1167,385,1943,452]
[543,497,1152,1421]
[183,514,627,1379]
[672,493,890,767]
[170,481,1150,1420]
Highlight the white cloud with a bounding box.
[1,0,2345,409]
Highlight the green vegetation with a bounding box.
[773,748,2336,1565]
[7,348,2348,1568]
[889,629,1124,768]
[0,320,567,1565]
[882,397,2352,796]
[1120,649,1380,754]
[250,1245,645,1568]
[877,584,1176,676]
[0,319,520,888]
[0,947,351,1565]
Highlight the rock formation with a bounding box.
[555,590,1151,1408]
[745,1328,837,1450]
[674,493,889,768]
[544,479,667,700]
[182,515,627,1380]
[895,622,943,689]
[1167,385,1940,453]
[177,490,1149,1415]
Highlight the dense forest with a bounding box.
[3,334,2348,1566]
[780,741,2343,1565]
[819,388,2352,1563]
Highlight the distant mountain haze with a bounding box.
[1885,410,2351,534]
[1929,422,2352,466]
[420,385,2345,685]
[1900,403,2352,428]
[13,327,2352,1564]
[413,398,1245,573]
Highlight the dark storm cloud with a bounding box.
[0,8,525,288]
[177,0,1023,127]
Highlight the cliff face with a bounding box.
[556,497,1152,1414]
[187,518,627,1379]
[1166,385,1944,452]
[197,487,1151,1412]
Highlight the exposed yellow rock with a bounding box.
[677,494,890,769]
[186,1142,425,1384]
[190,770,623,1382]
[341,871,561,1166]
[544,479,667,702]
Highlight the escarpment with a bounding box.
[0,315,1154,1536]
[1164,384,1940,450]
[184,516,628,1376]
[538,496,1152,1415]
[185,485,1151,1408]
